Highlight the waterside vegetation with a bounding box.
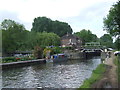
[114,55,120,83]
[79,64,106,88]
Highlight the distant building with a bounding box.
[61,33,82,49]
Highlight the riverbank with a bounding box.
[114,55,120,88]
[1,59,46,69]
[79,52,119,88]
[79,63,106,88]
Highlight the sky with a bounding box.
[0,0,118,38]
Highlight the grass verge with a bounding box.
[79,64,106,88]
[114,55,120,83]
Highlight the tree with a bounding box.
[31,17,52,32]
[74,29,98,43]
[103,1,120,50]
[52,20,73,36]
[1,19,25,30]
[1,19,28,55]
[100,34,113,48]
[114,37,120,50]
[103,1,120,36]
[33,46,43,59]
[35,32,60,47]
[2,30,16,55]
[31,16,73,36]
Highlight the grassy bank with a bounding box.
[114,55,120,83]
[79,64,106,88]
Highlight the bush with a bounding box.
[33,46,43,59]
[114,55,120,82]
[2,57,16,63]
[53,47,62,54]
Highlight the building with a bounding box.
[61,33,82,49]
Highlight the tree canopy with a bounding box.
[31,16,73,37]
[1,19,60,56]
[103,1,120,50]
[33,32,60,47]
[114,38,120,50]
[74,29,98,44]
[100,34,113,48]
[103,1,120,37]
[1,19,29,55]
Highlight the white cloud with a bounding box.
[0,0,118,37]
[0,0,110,21]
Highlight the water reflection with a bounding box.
[2,56,101,88]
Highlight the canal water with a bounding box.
[2,56,101,88]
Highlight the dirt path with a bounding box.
[92,52,118,88]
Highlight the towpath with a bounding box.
[92,52,118,88]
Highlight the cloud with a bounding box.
[0,0,110,21]
[0,0,118,37]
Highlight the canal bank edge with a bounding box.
[78,63,106,88]
[79,52,119,89]
[1,59,46,69]
[114,55,120,88]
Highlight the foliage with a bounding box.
[0,30,2,53]
[31,16,73,37]
[118,55,120,82]
[2,57,16,63]
[100,34,113,48]
[43,47,62,58]
[114,55,120,82]
[103,1,120,37]
[33,46,43,59]
[74,29,98,44]
[1,19,24,30]
[30,32,60,47]
[114,37,120,50]
[79,64,106,88]
[114,55,118,66]
[37,32,60,46]
[43,48,53,58]
[52,47,62,54]
[103,1,120,50]
[1,19,28,55]
[1,19,61,56]
[2,56,35,63]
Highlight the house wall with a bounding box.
[61,34,82,49]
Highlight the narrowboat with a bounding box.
[52,54,68,63]
[46,54,68,63]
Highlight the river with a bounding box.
[2,56,101,88]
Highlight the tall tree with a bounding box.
[31,16,73,36]
[35,32,60,47]
[1,19,27,55]
[103,1,120,37]
[103,1,120,50]
[100,34,113,48]
[74,29,98,43]
[114,37,120,50]
[31,17,52,32]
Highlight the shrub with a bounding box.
[33,46,43,59]
[3,57,16,63]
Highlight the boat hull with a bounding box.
[53,57,68,63]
